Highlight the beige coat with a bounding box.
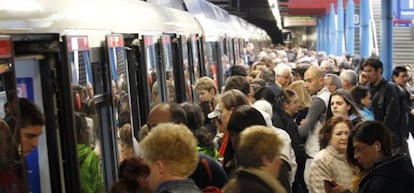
[308,145,354,193]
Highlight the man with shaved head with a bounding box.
[146,103,187,130]
[300,65,330,158]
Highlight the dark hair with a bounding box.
[319,116,351,149]
[180,102,204,131]
[118,110,131,128]
[110,157,151,193]
[227,105,266,134]
[19,98,45,128]
[168,103,187,125]
[253,86,276,104]
[346,121,392,169]
[362,57,383,73]
[229,65,247,77]
[224,76,250,95]
[350,85,370,108]
[326,89,362,122]
[260,68,275,83]
[392,66,408,77]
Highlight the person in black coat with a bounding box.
[326,121,414,193]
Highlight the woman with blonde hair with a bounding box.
[288,80,311,125]
[223,126,286,193]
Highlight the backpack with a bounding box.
[200,159,224,193]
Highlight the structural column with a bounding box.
[360,0,370,57]
[325,14,330,54]
[346,0,355,55]
[337,0,344,56]
[381,0,393,80]
[329,3,336,55]
[317,18,321,51]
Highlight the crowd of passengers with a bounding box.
[110,44,414,193]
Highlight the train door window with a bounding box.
[226,37,235,67]
[204,41,218,87]
[160,35,176,103]
[189,34,200,102]
[65,36,106,193]
[233,38,241,66]
[0,36,28,193]
[142,35,164,109]
[218,36,227,86]
[180,35,193,102]
[106,34,136,164]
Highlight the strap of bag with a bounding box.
[200,158,212,182]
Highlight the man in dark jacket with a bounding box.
[362,57,402,152]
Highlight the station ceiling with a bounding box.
[208,0,360,43]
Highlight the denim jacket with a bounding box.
[156,179,202,193]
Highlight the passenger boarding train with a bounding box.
[0,0,271,192]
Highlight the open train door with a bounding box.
[0,35,31,193]
[63,35,117,192]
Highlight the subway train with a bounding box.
[0,0,271,192]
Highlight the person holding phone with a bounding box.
[308,116,354,193]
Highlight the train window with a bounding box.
[143,35,164,109]
[160,35,176,103]
[189,34,200,102]
[225,37,235,67]
[180,35,193,102]
[106,34,136,163]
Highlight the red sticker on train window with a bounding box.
[0,39,12,58]
[107,35,124,47]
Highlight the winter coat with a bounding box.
[77,144,103,193]
[356,154,414,193]
[223,167,287,193]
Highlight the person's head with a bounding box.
[259,68,275,83]
[347,121,392,170]
[229,65,248,77]
[392,66,409,87]
[288,80,311,110]
[180,102,204,131]
[339,69,358,90]
[74,112,89,145]
[195,76,217,102]
[326,89,360,120]
[319,116,351,153]
[218,90,250,129]
[362,57,383,85]
[139,123,198,191]
[274,64,292,88]
[146,103,187,131]
[252,61,266,71]
[237,126,283,176]
[110,157,151,193]
[280,89,299,116]
[119,124,134,160]
[292,61,311,81]
[350,85,371,108]
[304,65,325,95]
[324,73,343,93]
[252,86,276,105]
[320,58,337,73]
[19,98,45,157]
[224,75,250,95]
[227,105,266,148]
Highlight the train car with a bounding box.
[0,0,271,192]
